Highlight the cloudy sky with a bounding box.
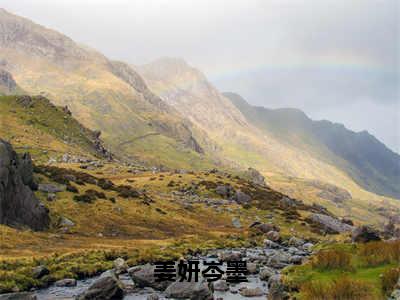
[2,0,399,153]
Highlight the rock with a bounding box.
[268,251,291,268]
[288,237,304,247]
[32,266,49,279]
[128,264,170,290]
[113,258,128,274]
[306,213,353,234]
[55,278,77,287]
[59,217,75,227]
[266,231,280,242]
[352,225,381,243]
[389,277,400,300]
[215,185,234,198]
[38,183,66,193]
[232,217,242,228]
[302,242,314,252]
[289,255,303,264]
[0,292,37,300]
[47,193,56,201]
[0,140,50,230]
[213,280,229,291]
[239,287,264,297]
[341,218,354,226]
[146,294,159,300]
[268,275,289,300]
[164,280,213,299]
[247,262,258,274]
[0,69,17,94]
[234,190,251,204]
[259,266,276,281]
[77,272,123,300]
[245,167,266,186]
[218,250,243,262]
[264,239,280,249]
[255,223,280,233]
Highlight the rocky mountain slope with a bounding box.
[225,92,400,199]
[0,8,211,169]
[0,94,112,163]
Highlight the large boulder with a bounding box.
[245,167,266,186]
[164,280,213,300]
[77,271,123,300]
[0,292,37,300]
[352,225,381,243]
[234,190,251,204]
[128,264,170,290]
[0,140,49,230]
[306,213,353,234]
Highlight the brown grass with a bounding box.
[359,240,400,267]
[381,267,400,296]
[301,277,377,300]
[311,249,352,270]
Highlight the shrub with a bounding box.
[311,249,352,270]
[359,240,400,267]
[381,267,400,296]
[301,277,376,300]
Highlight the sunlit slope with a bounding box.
[0,95,108,163]
[0,9,211,168]
[226,92,400,199]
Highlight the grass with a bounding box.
[284,240,400,299]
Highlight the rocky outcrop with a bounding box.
[0,140,49,230]
[245,167,267,186]
[352,225,381,243]
[306,213,353,234]
[0,69,17,94]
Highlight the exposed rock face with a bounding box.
[352,225,381,243]
[0,69,17,94]
[246,167,267,186]
[0,140,49,230]
[306,213,353,234]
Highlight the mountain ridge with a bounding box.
[225,92,400,199]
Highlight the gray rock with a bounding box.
[302,242,314,252]
[234,190,251,204]
[218,250,243,262]
[255,223,280,233]
[32,266,49,279]
[164,280,213,299]
[246,262,258,274]
[77,272,123,300]
[146,294,159,300]
[47,193,56,201]
[0,292,37,300]
[232,217,242,228]
[266,231,280,242]
[215,185,234,198]
[307,213,353,234]
[259,266,276,281]
[59,217,75,227]
[245,167,266,186]
[213,280,229,291]
[128,264,170,290]
[288,237,304,247]
[0,140,49,231]
[113,258,128,274]
[289,255,303,264]
[239,287,264,297]
[38,183,66,193]
[268,275,288,300]
[55,278,77,287]
[264,239,280,249]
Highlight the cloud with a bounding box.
[1,0,399,152]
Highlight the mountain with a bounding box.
[0,8,212,169]
[0,94,112,163]
[225,92,400,199]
